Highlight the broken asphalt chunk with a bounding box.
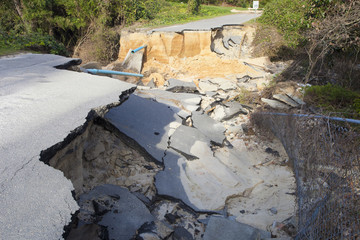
[212,101,248,121]
[199,80,218,92]
[166,78,198,93]
[105,94,182,163]
[155,149,200,211]
[273,94,300,108]
[136,220,174,239]
[78,184,154,240]
[191,111,226,145]
[156,144,252,212]
[203,216,271,240]
[223,101,248,119]
[261,98,291,110]
[122,49,145,73]
[208,78,237,91]
[287,94,305,106]
[169,125,212,160]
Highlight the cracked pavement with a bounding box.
[0,40,296,238]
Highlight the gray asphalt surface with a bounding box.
[0,54,135,239]
[152,13,261,32]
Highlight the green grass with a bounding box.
[304,83,360,119]
[0,47,23,56]
[142,2,247,27]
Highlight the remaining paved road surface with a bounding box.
[0,54,135,240]
[152,13,261,32]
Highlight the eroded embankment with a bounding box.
[37,24,301,240]
[42,104,208,239]
[44,120,161,199]
[42,84,297,240]
[117,26,269,83]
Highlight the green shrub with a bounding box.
[0,31,68,56]
[23,33,68,55]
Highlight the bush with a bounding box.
[0,31,68,56]
[304,0,360,84]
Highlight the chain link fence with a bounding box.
[252,111,360,239]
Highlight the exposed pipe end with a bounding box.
[131,45,148,54]
[86,69,143,78]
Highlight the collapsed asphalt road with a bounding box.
[1,53,297,239]
[0,13,303,240]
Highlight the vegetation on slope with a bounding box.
[0,0,252,60]
[256,0,360,118]
[304,84,360,118]
[0,0,166,58]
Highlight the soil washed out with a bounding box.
[51,24,298,240]
[45,55,297,239]
[45,90,297,240]
[0,22,301,240]
[111,25,274,87]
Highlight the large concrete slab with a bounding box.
[273,94,299,108]
[105,94,182,163]
[152,13,261,32]
[166,78,198,93]
[169,125,212,160]
[261,98,291,110]
[191,111,226,145]
[212,101,247,121]
[155,149,199,211]
[208,78,237,91]
[156,126,257,212]
[203,216,271,240]
[0,54,136,239]
[78,184,154,240]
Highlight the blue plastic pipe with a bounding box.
[257,112,360,124]
[87,69,143,78]
[131,45,147,54]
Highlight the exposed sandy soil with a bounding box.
[142,55,259,80]
[118,26,272,84]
